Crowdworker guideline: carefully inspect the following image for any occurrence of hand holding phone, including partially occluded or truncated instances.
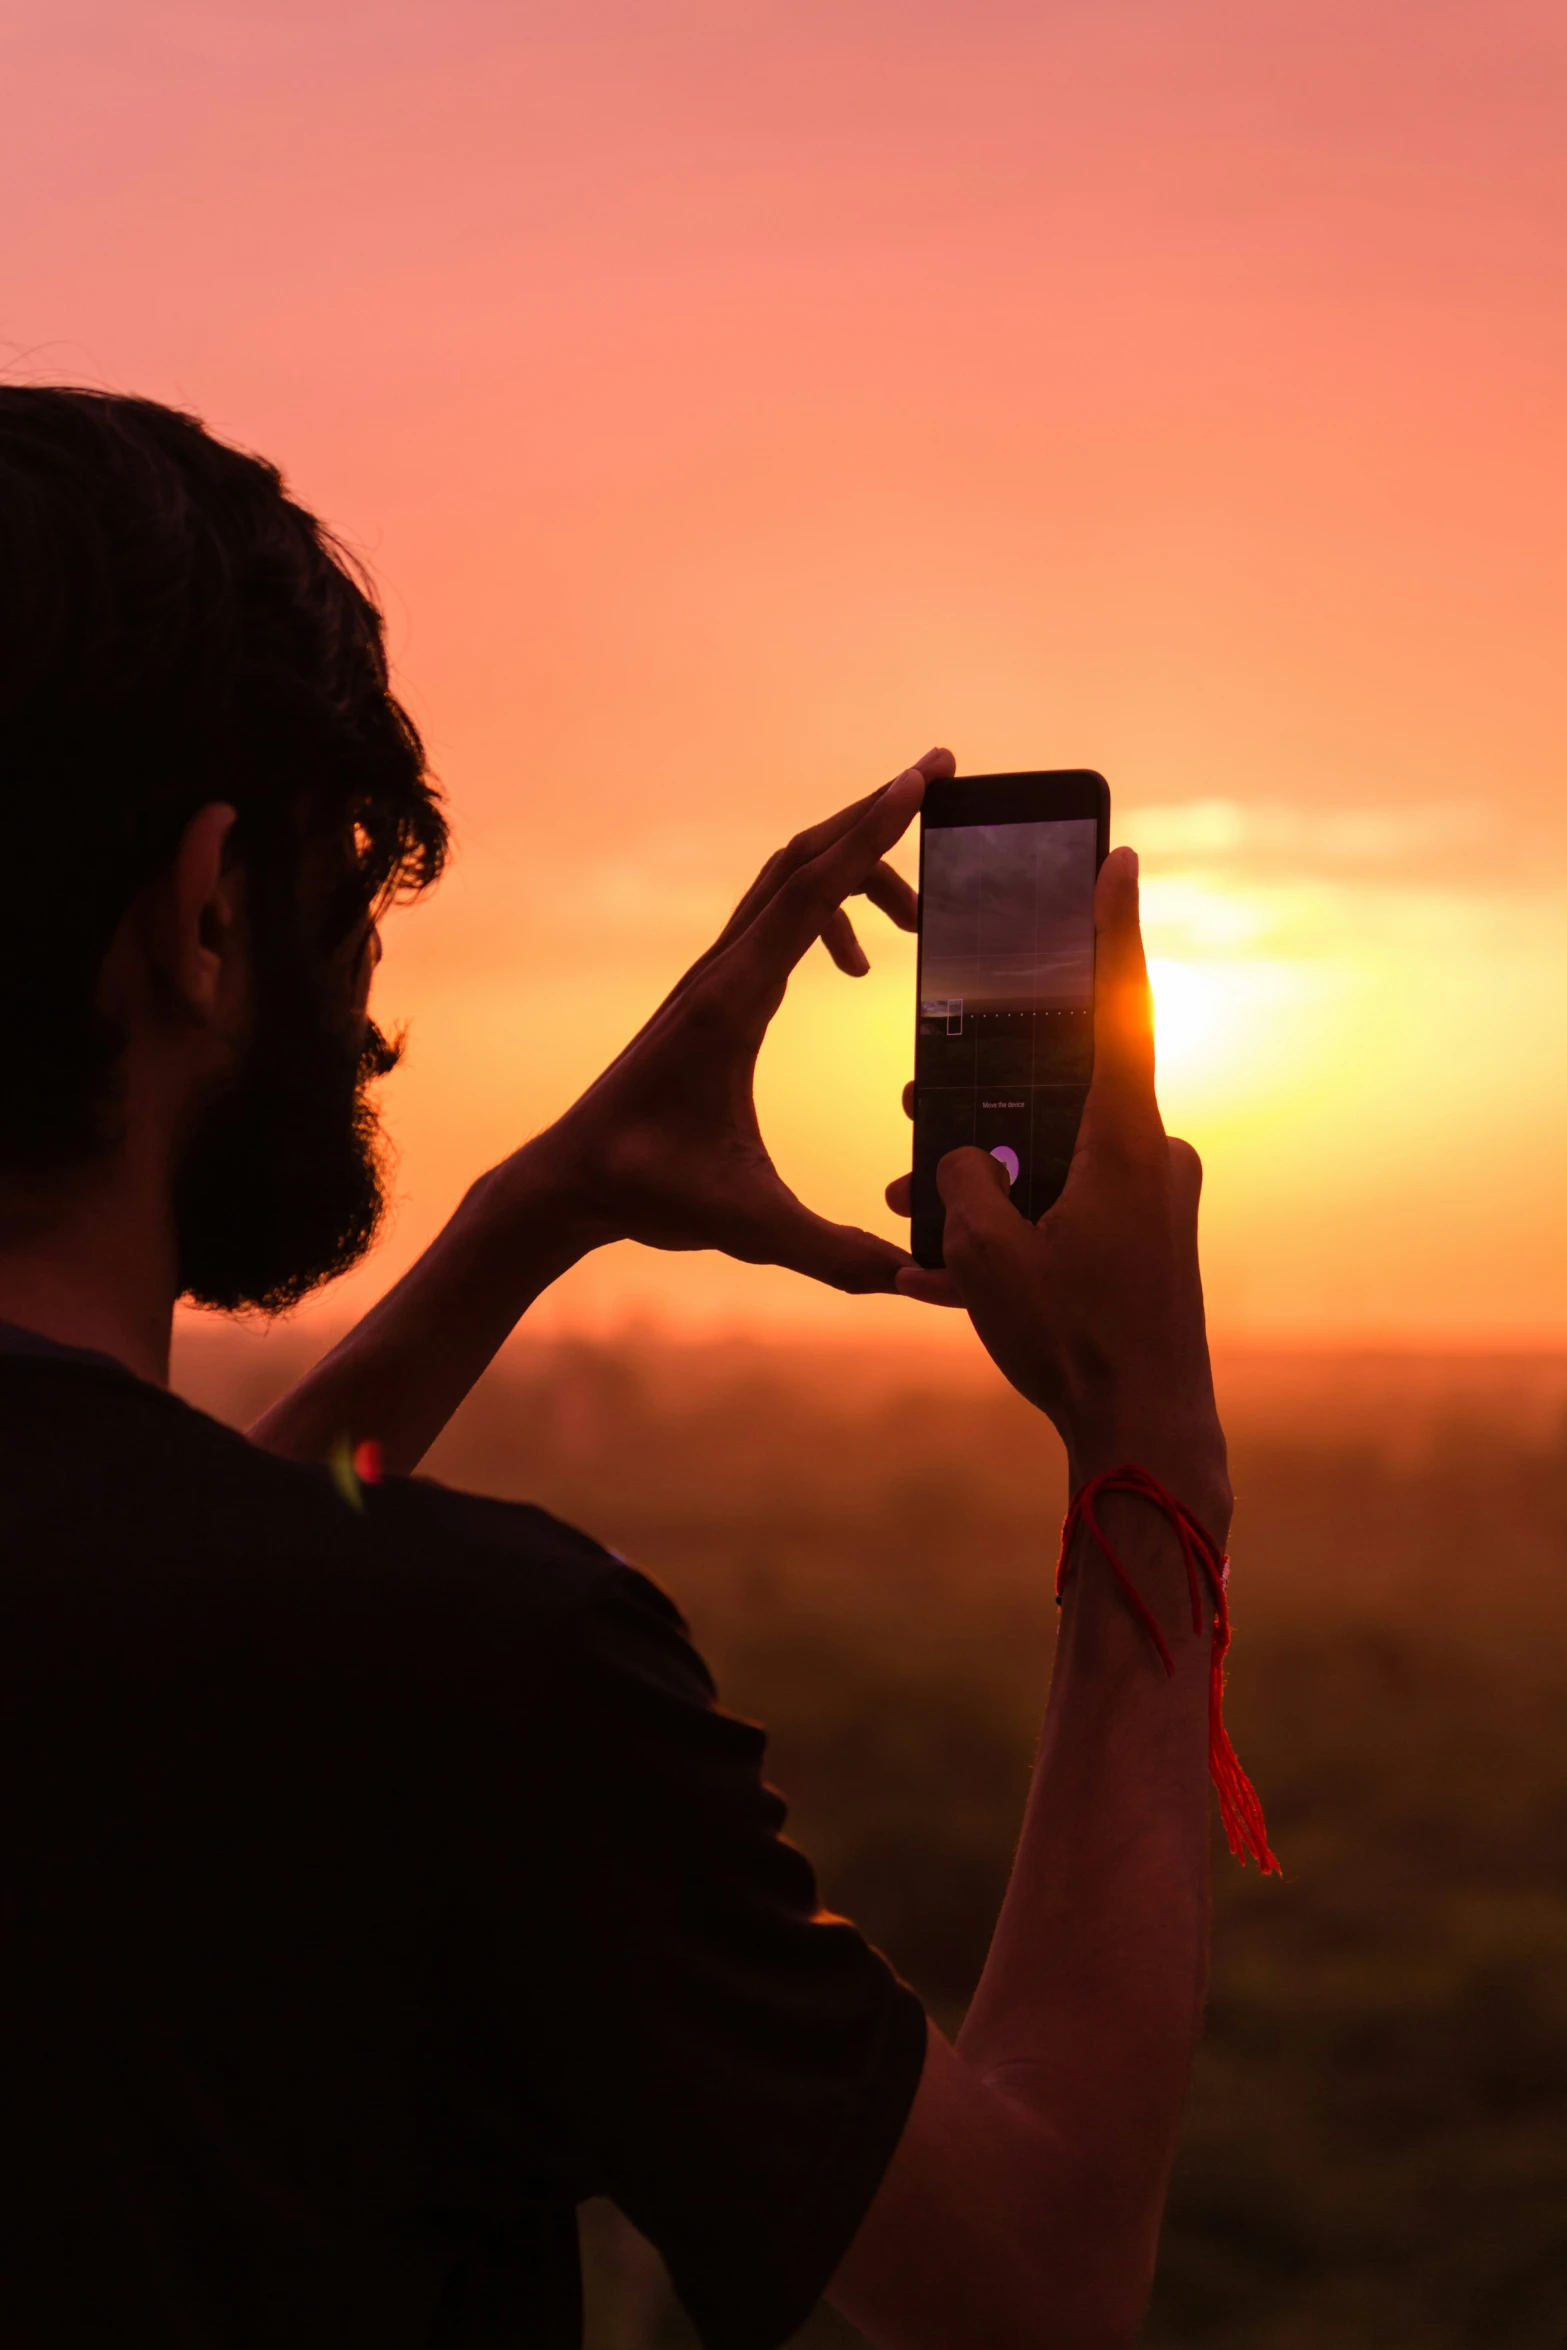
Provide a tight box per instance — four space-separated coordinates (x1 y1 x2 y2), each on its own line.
896 840 1230 1530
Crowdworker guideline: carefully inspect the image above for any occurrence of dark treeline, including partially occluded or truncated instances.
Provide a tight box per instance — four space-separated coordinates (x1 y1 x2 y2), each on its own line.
177 1326 1567 2348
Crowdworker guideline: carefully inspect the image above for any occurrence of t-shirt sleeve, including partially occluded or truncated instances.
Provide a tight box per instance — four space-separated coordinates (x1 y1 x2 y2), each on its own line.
523 1564 929 2350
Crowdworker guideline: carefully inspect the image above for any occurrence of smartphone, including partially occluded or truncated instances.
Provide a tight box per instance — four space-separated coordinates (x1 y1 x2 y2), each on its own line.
911 770 1110 1270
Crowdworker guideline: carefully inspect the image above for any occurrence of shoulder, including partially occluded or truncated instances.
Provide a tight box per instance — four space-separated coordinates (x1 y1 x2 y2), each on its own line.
368 1476 721 1747
363 1468 645 1631
0 1355 662 1661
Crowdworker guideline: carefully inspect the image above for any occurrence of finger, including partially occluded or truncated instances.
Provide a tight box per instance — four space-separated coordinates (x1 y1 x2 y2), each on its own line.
1166 1136 1206 1299
894 1266 967 1308
939 1146 1012 1207
821 906 871 976
1166 1135 1214 1344
933 1145 1035 1298
862 860 919 932
1167 1135 1203 1231
1091 846 1155 1097
762 1203 916 1296
738 767 926 1001
884 1172 913 1215
902 1080 915 1120
825 866 916 969
1073 846 1161 1158
738 749 945 934
708 747 951 959
710 791 882 957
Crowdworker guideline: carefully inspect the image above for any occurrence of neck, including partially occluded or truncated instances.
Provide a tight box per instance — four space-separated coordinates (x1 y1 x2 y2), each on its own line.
0 1147 180 1387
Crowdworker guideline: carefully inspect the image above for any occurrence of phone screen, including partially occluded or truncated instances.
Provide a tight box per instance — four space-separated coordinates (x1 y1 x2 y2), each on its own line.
912 774 1107 1267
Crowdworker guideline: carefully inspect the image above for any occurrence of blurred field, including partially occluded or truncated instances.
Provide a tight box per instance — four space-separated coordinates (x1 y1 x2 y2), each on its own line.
175 1320 1567 2349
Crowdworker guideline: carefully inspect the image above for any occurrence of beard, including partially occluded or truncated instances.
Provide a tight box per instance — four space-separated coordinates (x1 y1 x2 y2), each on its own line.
174 978 401 1316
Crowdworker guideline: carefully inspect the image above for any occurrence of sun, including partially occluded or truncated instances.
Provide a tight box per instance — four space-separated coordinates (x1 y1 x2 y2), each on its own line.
1147 958 1228 1080
1144 947 1348 1125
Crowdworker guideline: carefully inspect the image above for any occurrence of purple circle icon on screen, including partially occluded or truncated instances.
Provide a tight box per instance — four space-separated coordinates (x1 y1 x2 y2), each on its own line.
990 1145 1020 1188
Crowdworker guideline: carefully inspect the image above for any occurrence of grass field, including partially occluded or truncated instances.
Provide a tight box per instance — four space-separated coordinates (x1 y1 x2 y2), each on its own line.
177 1323 1567 2349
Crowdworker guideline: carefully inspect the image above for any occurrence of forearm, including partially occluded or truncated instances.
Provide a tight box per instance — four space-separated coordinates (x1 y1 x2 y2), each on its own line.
956 1449 1227 2309
249 1141 601 1471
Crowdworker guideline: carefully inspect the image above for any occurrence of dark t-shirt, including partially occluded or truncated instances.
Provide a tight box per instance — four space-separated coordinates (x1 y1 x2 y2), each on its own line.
0 1335 926 2348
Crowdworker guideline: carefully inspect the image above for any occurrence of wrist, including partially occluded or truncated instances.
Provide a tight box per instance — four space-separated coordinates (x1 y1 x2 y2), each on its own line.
472 1130 623 1266
1065 1416 1232 1548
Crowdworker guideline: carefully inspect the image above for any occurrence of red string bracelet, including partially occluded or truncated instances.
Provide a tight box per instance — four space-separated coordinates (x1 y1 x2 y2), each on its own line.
1056 1465 1279 1875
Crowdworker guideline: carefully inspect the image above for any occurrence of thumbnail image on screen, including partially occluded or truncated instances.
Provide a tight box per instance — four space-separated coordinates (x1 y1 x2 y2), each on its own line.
915 816 1097 1227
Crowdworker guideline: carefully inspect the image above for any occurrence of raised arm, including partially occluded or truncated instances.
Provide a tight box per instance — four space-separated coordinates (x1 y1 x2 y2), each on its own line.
829 847 1244 2350
250 752 952 1470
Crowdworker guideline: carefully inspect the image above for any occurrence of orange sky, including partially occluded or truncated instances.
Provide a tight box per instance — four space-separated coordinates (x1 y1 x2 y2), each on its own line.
6 0 1565 1350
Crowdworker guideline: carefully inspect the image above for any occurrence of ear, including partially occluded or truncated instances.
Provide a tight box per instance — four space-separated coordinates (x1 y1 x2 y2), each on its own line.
164 803 241 1021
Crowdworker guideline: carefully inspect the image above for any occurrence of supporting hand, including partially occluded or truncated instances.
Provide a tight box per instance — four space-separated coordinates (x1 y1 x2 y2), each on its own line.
524 748 953 1293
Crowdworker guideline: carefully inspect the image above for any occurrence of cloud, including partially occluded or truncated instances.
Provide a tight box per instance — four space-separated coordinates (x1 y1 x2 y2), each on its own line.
1123 798 1547 884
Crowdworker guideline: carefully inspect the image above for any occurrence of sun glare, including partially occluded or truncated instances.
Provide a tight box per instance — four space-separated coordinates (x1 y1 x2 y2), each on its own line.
1144 941 1348 1127
1148 958 1227 1078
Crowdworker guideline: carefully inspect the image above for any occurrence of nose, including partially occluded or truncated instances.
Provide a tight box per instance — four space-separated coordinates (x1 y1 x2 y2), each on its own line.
351 924 382 1018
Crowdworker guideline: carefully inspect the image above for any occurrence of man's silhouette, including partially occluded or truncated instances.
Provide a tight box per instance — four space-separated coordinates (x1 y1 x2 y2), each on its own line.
0 388 1234 2349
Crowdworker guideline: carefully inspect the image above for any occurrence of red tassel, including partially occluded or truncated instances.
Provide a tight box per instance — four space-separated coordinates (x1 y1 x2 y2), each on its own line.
1056 1465 1279 1875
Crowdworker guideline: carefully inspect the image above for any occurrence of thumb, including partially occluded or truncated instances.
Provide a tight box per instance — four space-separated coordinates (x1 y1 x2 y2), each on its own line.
935 1146 1033 1297
1167 1135 1204 1236
1084 845 1157 1125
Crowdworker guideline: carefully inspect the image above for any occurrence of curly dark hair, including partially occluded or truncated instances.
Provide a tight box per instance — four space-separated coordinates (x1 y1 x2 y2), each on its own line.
0 387 447 1168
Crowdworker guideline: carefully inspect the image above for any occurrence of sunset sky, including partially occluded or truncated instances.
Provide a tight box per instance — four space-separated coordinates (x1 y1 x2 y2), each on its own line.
6 0 1564 1352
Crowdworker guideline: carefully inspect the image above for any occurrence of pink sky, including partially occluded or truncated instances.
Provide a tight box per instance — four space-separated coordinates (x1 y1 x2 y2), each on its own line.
6 0 1565 1348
